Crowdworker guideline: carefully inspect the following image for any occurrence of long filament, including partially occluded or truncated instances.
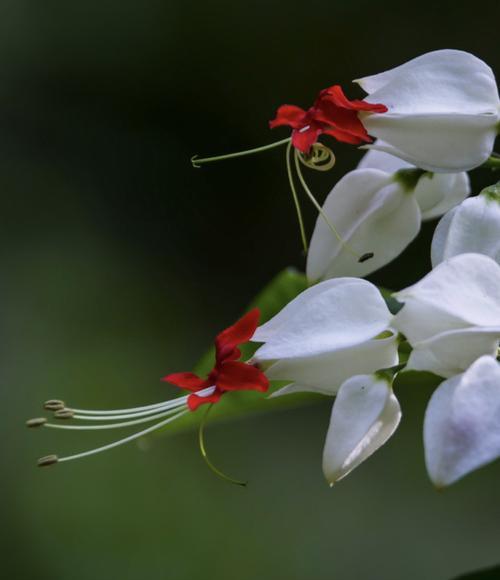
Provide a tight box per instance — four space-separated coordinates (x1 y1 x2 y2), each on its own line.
293 150 362 260
286 142 308 254
44 406 182 431
67 387 215 416
57 410 189 463
192 137 291 167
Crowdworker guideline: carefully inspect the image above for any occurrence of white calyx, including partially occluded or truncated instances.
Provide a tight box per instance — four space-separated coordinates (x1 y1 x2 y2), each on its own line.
355 49 500 172
306 148 469 281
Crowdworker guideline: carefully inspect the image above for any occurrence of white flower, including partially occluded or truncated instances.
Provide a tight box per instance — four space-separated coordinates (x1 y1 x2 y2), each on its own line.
306 148 469 281
432 183 500 266
323 373 401 484
252 278 398 395
393 253 500 378
424 355 500 487
251 278 400 484
356 49 500 172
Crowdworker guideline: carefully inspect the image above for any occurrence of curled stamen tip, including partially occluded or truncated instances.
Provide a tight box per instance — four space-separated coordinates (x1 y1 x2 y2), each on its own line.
54 409 74 420
26 417 47 428
44 400 65 411
37 455 59 467
358 252 375 263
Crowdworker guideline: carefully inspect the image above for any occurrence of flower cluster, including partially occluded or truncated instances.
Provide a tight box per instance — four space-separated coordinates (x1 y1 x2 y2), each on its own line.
29 49 500 490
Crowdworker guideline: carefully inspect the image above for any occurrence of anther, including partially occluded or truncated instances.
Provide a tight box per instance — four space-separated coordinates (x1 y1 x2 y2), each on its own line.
26 417 47 428
37 455 59 467
54 409 74 420
44 400 65 411
358 252 375 263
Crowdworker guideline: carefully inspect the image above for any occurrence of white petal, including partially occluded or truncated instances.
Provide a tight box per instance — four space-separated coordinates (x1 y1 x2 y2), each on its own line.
322 374 401 484
424 355 500 487
306 169 421 280
269 331 398 396
357 146 413 173
253 278 353 341
394 253 500 343
431 194 500 266
356 49 499 114
361 113 498 172
356 50 499 172
430 206 457 266
414 172 470 220
253 278 392 360
406 326 500 378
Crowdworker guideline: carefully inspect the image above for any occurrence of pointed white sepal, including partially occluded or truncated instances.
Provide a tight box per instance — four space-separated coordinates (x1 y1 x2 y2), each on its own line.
432 191 500 266
358 147 470 220
394 253 500 344
306 168 421 280
269 330 398 396
355 50 500 172
307 148 470 282
406 326 500 378
424 356 500 487
322 374 401 485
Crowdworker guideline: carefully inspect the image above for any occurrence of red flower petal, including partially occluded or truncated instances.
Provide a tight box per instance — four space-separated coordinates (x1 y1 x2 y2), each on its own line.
216 361 269 392
318 85 388 113
314 89 385 144
187 390 222 411
291 124 323 153
215 308 260 362
323 126 369 145
269 104 308 129
270 85 387 152
162 372 208 392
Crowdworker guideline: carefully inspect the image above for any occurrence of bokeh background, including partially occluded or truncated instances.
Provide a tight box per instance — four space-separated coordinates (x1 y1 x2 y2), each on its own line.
2 1 500 579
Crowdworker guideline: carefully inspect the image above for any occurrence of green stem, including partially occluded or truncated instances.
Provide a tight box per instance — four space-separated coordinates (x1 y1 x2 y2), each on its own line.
286 142 308 254
482 154 500 170
198 404 247 487
192 137 291 167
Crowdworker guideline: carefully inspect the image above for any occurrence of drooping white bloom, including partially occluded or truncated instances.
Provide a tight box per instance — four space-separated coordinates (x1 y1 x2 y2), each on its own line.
432 183 500 266
393 253 500 377
252 278 398 395
251 278 400 484
323 374 401 484
306 148 469 280
424 355 500 487
356 49 500 172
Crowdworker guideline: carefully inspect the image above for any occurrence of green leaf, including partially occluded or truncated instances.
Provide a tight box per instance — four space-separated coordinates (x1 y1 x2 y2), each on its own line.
450 565 500 579
158 268 321 436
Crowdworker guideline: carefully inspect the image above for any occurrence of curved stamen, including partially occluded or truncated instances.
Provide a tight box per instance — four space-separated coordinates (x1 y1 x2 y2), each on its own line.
67 387 215 417
68 402 187 422
40 409 189 466
68 400 170 416
44 406 183 431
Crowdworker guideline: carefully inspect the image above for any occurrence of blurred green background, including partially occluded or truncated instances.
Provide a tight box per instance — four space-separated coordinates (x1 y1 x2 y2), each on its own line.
2 1 500 579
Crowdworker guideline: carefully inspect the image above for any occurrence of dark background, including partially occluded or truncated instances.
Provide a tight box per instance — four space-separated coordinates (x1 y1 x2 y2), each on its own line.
2 1 500 579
